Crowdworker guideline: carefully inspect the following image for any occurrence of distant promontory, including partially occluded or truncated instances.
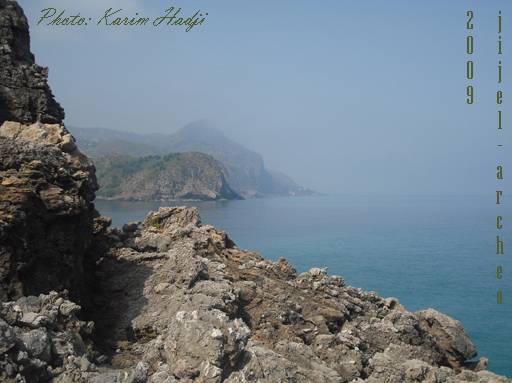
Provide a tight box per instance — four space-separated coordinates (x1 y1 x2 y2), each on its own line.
94 152 241 201
71 122 316 199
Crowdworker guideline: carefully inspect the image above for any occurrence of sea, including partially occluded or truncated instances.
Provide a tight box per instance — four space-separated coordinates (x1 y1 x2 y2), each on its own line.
95 195 512 376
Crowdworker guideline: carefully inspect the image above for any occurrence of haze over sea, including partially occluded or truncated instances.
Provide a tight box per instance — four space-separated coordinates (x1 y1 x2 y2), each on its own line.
96 194 512 376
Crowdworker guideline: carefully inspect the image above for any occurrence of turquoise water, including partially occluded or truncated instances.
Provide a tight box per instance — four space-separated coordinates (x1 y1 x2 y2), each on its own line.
95 195 512 376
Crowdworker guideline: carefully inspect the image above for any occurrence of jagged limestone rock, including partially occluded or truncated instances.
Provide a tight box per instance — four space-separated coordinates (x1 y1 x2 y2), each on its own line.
84 207 510 383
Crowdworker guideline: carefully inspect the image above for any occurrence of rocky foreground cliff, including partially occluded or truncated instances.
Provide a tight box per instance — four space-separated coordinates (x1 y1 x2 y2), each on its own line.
0 1 510 382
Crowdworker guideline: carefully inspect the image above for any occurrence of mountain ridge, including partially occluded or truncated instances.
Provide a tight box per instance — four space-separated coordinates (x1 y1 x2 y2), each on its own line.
70 122 315 198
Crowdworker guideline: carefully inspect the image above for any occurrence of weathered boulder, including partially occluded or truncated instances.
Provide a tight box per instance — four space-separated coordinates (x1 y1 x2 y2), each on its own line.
416 308 477 367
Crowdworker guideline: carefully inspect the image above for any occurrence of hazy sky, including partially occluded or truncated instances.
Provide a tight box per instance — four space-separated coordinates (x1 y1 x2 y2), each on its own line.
17 0 512 194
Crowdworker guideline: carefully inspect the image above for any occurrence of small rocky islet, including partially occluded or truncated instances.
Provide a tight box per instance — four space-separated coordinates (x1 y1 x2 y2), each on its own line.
0 1 510 382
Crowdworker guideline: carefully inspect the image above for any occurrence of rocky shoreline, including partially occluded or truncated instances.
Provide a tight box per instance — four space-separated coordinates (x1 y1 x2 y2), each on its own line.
1 188 511 382
0 1 510 382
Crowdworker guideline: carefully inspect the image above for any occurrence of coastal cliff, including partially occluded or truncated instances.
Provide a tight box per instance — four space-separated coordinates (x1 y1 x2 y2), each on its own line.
94 153 241 201
0 1 510 382
0 122 98 303
0 0 98 305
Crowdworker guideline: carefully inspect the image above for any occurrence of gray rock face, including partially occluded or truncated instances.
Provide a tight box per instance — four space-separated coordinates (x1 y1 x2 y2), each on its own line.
0 0 64 125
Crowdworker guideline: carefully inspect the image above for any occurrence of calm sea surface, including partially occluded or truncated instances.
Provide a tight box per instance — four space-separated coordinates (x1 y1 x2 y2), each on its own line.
96 195 512 376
